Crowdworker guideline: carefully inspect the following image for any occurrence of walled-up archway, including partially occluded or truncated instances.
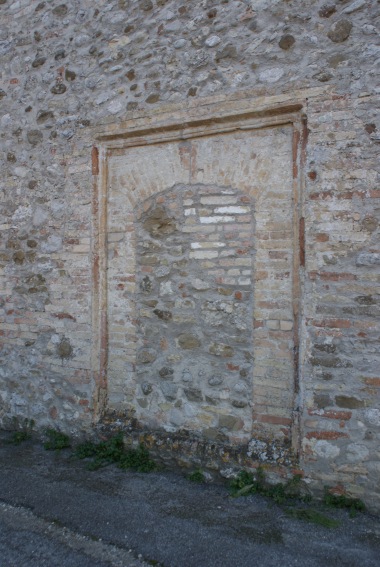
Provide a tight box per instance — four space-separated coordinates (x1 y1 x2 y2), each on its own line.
100 115 300 448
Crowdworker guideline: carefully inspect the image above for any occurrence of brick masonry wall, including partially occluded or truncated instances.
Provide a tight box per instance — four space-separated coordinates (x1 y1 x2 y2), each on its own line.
0 0 379 508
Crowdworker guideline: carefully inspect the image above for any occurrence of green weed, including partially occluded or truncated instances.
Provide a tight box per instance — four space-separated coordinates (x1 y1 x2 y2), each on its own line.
118 444 156 472
8 431 31 445
323 489 365 517
74 433 156 472
230 468 305 504
188 469 206 483
43 429 71 451
7 418 35 445
285 508 340 528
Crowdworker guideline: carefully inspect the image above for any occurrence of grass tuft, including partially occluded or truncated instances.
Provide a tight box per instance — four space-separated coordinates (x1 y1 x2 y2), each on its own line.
74 433 156 472
43 429 71 451
230 468 307 505
188 469 206 483
323 489 365 517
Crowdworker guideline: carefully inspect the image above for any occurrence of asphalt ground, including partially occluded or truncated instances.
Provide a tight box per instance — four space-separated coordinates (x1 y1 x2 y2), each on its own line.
0 435 379 567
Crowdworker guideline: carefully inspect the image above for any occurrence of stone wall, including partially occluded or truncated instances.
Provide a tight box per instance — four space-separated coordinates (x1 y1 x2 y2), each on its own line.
0 0 379 509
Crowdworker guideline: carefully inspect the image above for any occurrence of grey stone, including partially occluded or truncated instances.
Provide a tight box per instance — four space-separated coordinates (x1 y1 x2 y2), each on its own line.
259 68 284 83
12 251 25 265
215 44 237 62
32 207 48 227
32 56 46 68
361 217 378 232
174 39 186 49
355 295 376 306
208 375 223 386
364 409 380 426
65 69 76 81
27 130 43 145
343 0 366 14
356 253 380 266
57 338 72 359
153 309 172 321
182 370 193 382
51 83 67 95
327 19 353 43
143 208 176 238
178 334 201 350
278 35 295 50
209 343 234 357
137 349 157 364
140 276 153 293
232 400 247 408
314 393 331 409
52 4 68 16
318 4 336 18
146 93 160 104
159 367 174 379
335 396 365 409
184 388 203 402
346 443 369 462
140 0 153 10
313 71 333 82
36 111 54 124
203 427 228 442
155 266 171 278
218 414 243 431
41 236 62 253
161 382 178 401
74 35 90 48
141 382 153 395
205 35 221 48
191 279 210 291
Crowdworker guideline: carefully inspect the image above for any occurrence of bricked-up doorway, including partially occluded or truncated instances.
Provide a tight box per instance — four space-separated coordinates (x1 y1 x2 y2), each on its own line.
134 184 255 441
93 100 305 450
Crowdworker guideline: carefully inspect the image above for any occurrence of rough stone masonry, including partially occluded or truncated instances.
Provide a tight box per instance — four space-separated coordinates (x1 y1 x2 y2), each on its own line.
0 0 379 509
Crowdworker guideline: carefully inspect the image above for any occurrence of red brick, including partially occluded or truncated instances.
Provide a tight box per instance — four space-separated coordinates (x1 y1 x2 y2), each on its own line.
315 233 329 242
308 409 352 420
53 313 76 321
306 431 348 440
269 251 288 259
363 378 380 387
319 272 357 282
313 319 351 329
299 217 305 267
254 414 292 426
310 190 333 200
91 146 99 175
292 129 300 179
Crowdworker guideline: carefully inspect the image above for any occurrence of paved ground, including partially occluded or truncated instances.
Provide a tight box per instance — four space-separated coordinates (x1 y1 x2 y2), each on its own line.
0 436 379 567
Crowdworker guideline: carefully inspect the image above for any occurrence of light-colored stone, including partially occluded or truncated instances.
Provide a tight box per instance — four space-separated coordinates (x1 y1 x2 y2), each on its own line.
314 440 340 459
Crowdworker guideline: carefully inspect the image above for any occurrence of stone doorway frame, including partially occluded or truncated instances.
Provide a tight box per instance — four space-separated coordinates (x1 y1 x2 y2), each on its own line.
91 93 307 455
